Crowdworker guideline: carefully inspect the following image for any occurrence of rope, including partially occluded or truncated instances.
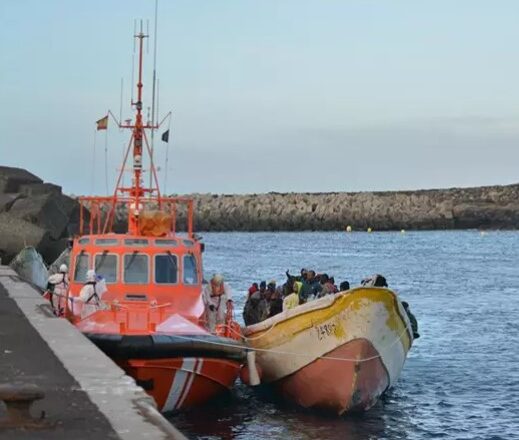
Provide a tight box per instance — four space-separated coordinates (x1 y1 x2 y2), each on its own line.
225 318 281 341
156 321 412 364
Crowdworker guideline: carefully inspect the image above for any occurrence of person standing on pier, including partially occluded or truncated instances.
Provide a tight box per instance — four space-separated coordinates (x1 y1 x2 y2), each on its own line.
46 264 69 316
202 274 233 332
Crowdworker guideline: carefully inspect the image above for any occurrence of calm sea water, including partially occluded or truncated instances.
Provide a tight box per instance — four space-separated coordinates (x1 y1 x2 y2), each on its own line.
168 231 519 440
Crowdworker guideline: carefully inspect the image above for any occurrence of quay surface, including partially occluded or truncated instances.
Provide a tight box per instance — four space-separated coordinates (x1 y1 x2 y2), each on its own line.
0 266 185 440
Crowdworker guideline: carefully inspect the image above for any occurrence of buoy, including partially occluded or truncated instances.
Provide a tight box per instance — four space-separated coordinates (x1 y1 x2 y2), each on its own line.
346 225 352 233
401 229 406 234
367 227 372 233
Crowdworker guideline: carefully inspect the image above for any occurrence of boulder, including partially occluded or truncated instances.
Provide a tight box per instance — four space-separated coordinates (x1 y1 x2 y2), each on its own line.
19 182 62 197
9 194 69 240
0 213 51 265
0 166 42 193
0 193 22 213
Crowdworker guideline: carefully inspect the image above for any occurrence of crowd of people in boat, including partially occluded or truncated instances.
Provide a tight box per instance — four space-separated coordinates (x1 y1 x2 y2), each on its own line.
243 268 359 326
242 270 419 339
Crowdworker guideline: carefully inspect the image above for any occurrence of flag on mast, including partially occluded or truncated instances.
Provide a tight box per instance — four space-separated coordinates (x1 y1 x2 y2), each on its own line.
96 115 109 130
161 129 170 143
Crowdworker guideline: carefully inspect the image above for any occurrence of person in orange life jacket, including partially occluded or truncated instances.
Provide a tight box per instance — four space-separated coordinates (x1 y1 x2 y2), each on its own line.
46 264 69 315
202 274 233 332
79 269 107 319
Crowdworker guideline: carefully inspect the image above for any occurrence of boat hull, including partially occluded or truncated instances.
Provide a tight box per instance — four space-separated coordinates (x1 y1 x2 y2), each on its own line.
83 331 245 412
274 338 388 414
243 287 413 414
123 357 240 412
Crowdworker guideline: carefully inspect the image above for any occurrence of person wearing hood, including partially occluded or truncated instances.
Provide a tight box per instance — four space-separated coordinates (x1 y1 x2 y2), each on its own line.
202 274 233 332
46 264 69 316
79 269 107 319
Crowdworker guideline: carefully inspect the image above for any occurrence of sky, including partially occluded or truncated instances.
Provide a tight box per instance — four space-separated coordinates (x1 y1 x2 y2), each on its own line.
1 0 519 195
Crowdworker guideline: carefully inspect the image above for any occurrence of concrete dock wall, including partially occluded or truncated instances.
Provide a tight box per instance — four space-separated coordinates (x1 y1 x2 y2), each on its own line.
0 266 185 440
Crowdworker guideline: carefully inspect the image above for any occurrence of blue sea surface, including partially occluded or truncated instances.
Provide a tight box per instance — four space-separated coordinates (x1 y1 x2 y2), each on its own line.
168 231 519 440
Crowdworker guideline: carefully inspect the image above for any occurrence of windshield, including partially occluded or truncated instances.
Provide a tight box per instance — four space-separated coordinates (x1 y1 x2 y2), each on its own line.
95 253 118 283
124 253 149 284
183 254 198 285
74 253 89 282
155 254 178 284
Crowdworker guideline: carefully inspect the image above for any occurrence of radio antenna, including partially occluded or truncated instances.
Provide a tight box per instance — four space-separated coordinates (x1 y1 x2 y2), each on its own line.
131 20 136 103
149 0 159 187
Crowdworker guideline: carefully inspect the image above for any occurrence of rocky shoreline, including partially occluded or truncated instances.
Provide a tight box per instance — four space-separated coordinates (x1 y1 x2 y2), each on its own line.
115 185 519 232
1 165 518 264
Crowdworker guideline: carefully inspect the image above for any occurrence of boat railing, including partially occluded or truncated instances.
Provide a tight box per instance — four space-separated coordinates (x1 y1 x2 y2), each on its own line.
77 195 195 238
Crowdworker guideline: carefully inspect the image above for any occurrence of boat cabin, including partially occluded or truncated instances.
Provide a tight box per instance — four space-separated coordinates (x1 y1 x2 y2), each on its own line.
67 233 204 318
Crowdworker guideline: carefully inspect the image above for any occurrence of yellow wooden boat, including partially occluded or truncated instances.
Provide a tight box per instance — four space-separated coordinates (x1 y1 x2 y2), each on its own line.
242 287 414 414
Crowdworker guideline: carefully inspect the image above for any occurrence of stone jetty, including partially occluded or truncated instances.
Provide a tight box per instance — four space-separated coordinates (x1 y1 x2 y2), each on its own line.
113 184 519 232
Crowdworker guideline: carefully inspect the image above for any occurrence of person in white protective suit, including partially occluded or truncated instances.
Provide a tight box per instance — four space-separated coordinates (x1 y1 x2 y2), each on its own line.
79 269 107 319
201 274 233 332
46 264 69 315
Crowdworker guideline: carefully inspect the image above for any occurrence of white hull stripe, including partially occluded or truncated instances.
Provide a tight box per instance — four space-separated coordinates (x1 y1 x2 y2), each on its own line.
163 358 196 412
177 358 204 409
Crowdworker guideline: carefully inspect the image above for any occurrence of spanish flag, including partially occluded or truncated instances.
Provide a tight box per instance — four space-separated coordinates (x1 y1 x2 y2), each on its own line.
96 115 108 130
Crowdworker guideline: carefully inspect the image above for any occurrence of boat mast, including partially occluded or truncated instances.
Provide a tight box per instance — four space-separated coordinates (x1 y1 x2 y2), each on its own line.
110 22 161 235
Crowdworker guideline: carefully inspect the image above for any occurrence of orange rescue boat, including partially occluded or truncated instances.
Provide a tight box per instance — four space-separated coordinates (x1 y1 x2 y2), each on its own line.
55 28 246 412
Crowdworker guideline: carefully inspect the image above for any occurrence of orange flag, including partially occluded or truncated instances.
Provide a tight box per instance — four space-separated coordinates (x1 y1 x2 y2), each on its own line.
96 115 108 130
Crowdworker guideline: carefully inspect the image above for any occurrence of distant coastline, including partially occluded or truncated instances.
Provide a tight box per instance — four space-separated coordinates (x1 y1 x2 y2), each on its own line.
115 183 519 231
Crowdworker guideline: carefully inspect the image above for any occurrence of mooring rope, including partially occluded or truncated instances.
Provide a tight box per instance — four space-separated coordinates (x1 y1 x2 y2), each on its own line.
156 321 412 363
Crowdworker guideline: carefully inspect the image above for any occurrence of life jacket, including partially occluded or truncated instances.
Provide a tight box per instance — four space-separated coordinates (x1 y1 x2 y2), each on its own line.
85 281 100 304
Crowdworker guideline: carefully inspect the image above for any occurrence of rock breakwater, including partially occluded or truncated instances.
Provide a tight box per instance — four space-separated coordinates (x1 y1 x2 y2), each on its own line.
0 166 80 264
114 184 519 231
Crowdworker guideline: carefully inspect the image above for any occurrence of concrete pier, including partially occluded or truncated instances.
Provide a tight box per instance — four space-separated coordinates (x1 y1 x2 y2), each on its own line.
0 266 186 440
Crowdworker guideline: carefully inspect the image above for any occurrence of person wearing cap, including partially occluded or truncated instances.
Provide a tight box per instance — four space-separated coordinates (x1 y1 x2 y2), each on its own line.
79 269 106 319
202 274 233 332
46 264 69 315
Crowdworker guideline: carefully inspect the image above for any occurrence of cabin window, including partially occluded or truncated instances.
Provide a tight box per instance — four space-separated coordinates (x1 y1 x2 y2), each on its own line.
124 238 149 246
78 237 90 245
155 239 178 247
95 238 118 246
155 254 178 284
95 253 118 283
182 239 194 247
74 253 89 282
183 254 198 285
124 253 149 284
